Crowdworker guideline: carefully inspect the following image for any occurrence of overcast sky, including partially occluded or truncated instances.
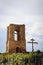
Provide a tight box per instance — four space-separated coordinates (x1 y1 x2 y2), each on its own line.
0 0 43 53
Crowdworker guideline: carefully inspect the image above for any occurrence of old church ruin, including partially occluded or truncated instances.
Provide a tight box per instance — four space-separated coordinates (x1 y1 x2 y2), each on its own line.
6 24 26 53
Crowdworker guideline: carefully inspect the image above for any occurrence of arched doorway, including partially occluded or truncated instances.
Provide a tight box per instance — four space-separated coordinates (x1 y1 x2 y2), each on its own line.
16 47 20 53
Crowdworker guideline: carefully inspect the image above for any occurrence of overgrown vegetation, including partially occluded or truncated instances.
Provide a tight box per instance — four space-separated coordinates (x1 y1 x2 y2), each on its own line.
0 52 43 65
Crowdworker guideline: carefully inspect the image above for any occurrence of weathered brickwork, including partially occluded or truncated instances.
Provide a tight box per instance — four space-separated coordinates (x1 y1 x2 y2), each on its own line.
6 24 26 53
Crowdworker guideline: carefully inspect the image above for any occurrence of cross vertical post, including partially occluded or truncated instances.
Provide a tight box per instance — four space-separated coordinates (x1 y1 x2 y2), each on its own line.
27 38 38 52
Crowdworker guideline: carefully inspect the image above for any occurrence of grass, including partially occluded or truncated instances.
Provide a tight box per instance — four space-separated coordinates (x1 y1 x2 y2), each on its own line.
0 52 43 65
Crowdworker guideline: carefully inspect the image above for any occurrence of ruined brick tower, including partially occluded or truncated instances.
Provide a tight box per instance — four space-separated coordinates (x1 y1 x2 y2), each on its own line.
6 24 26 53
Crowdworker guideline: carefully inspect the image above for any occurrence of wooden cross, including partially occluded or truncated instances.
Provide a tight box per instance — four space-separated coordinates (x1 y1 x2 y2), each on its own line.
27 38 38 52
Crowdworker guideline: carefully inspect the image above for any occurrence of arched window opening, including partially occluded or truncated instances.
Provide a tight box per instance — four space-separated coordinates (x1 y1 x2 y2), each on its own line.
14 31 17 41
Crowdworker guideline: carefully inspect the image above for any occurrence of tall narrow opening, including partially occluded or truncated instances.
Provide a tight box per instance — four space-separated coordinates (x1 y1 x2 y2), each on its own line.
14 31 17 41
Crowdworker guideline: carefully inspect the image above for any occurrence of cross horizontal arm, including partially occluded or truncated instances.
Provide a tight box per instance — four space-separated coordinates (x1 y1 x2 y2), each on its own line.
27 42 38 44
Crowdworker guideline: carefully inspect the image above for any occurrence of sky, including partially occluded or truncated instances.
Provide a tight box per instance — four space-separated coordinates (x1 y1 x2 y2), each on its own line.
0 0 43 53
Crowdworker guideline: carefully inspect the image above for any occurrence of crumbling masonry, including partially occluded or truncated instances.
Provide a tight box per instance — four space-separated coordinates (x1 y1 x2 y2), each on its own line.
6 24 26 53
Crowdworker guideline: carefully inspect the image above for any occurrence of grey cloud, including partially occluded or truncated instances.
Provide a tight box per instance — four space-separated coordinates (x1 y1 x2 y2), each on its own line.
0 0 43 15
